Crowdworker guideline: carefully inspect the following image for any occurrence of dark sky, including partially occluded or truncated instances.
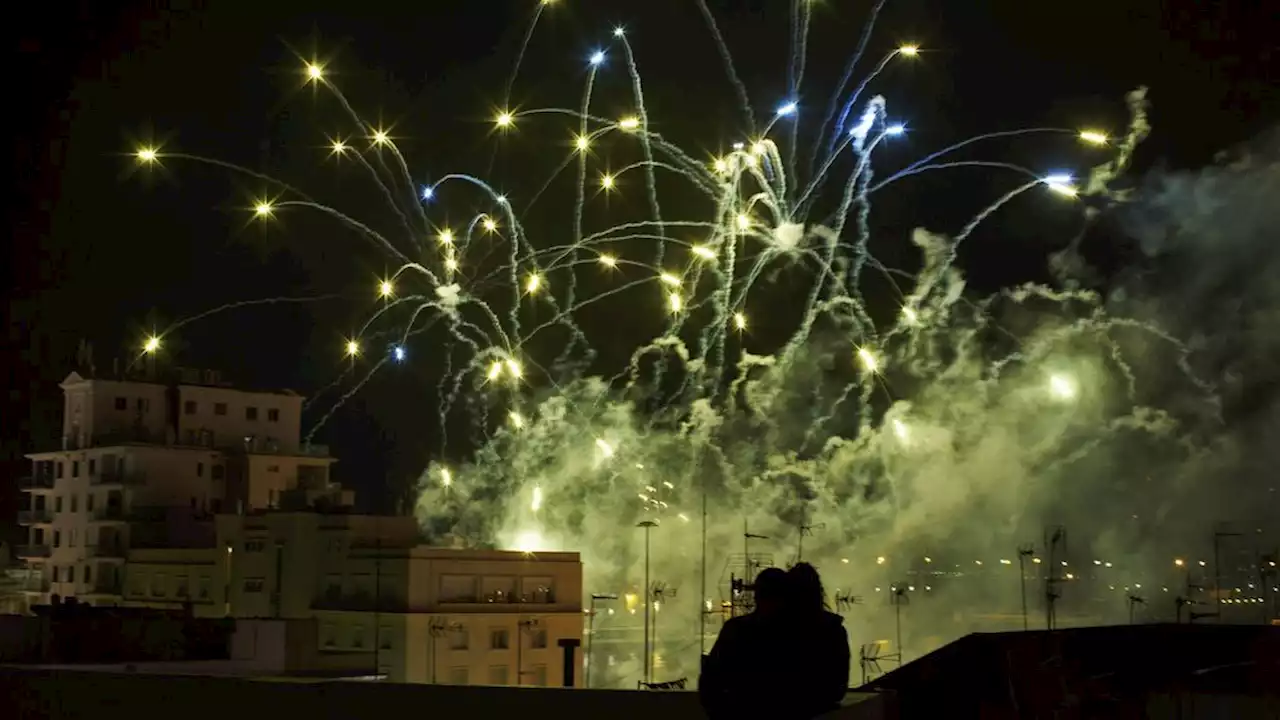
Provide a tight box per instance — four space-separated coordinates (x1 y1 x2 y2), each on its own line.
6 1 1277 536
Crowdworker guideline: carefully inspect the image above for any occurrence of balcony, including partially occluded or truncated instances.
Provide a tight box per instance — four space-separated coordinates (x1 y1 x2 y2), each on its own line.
19 578 51 593
84 579 124 595
91 471 146 487
85 544 127 560
15 545 52 559
92 506 129 522
18 475 55 490
17 510 53 525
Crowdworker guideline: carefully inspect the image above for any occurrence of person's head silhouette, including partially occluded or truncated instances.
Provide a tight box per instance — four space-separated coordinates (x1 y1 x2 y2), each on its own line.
787 562 827 614
752 567 787 615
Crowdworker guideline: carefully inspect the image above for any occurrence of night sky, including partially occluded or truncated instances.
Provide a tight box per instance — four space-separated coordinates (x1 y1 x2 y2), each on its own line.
6 1 1277 540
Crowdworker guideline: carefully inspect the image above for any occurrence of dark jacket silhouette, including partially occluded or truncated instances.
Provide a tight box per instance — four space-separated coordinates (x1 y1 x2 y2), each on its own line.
700 567 850 720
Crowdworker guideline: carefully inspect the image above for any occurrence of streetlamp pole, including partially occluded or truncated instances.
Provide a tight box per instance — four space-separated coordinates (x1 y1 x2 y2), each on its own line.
586 593 617 688
637 520 658 685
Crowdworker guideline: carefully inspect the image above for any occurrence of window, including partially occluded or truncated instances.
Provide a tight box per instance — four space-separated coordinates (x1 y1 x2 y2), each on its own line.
52 530 61 547
53 566 61 583
88 459 96 476
530 627 548 649
176 575 189 597
266 465 280 474
114 397 127 411
214 402 227 416
68 529 77 547
197 576 211 599
68 566 76 583
267 408 280 422
151 573 166 597
84 565 92 584
449 628 470 650
448 667 469 686
352 626 365 648
184 400 197 414
244 539 266 553
245 407 258 421
86 494 95 512
196 462 204 478
211 465 225 480
54 495 63 512
243 577 265 593
439 574 477 603
490 628 510 650
521 576 555 603
56 462 64 479
71 461 79 478
136 398 149 413
482 576 517 603
379 626 392 650
531 664 548 687
323 624 337 648
129 573 145 596
488 665 509 686
70 495 78 512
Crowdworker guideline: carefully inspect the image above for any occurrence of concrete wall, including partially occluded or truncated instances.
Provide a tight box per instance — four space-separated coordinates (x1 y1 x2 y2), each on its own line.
0 670 890 720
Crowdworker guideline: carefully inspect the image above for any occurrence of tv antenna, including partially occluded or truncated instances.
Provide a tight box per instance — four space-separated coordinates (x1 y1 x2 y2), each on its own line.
890 583 910 665
796 521 825 564
744 519 769 578
1017 543 1036 631
834 590 863 613
649 581 677 678
1127 594 1145 625
859 642 886 685
1043 525 1067 630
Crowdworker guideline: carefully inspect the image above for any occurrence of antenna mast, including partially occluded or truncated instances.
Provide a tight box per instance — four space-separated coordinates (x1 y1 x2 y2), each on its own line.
1043 526 1066 630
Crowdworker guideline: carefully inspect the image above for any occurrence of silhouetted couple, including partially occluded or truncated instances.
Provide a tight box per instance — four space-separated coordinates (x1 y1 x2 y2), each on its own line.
699 563 851 720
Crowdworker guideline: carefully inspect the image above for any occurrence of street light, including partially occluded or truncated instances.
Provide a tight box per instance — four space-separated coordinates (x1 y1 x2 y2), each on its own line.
637 520 658 684
586 593 618 688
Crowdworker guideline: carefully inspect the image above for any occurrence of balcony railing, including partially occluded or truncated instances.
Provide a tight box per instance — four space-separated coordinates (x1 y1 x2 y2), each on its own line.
85 579 124 595
15 545 52 558
92 506 128 522
84 544 126 559
19 579 51 593
91 471 146 487
17 510 53 525
18 475 55 490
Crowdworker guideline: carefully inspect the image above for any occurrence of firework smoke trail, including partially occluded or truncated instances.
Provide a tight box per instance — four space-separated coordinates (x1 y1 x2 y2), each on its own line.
806 0 888 182
135 3 1247 691
695 0 756 136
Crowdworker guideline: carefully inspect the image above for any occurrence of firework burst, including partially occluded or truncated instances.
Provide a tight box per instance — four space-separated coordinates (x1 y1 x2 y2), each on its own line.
133 1 1218 687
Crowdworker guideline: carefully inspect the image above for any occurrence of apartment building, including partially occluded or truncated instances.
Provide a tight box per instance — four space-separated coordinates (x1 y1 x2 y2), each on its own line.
16 368 340 607
123 512 585 687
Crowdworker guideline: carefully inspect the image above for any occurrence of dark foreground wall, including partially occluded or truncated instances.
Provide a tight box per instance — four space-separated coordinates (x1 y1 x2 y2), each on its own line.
0 669 890 720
